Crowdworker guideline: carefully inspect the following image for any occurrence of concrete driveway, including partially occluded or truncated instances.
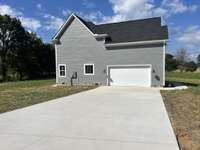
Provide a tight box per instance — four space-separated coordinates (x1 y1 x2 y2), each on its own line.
0 86 179 150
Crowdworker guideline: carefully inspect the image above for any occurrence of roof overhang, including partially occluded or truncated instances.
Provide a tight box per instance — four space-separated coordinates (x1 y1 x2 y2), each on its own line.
105 39 168 47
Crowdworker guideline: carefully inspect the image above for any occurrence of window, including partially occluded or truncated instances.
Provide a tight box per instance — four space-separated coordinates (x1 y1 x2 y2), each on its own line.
59 64 66 77
84 64 94 75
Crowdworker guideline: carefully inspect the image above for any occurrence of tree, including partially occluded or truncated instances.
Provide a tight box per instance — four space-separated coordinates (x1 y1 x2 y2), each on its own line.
37 43 55 77
10 31 38 80
0 15 55 81
165 53 177 71
197 54 200 67
176 48 189 72
185 61 197 72
0 15 26 81
10 32 55 80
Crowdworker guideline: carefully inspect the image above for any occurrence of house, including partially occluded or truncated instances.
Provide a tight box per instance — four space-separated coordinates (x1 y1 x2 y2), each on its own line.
52 13 168 87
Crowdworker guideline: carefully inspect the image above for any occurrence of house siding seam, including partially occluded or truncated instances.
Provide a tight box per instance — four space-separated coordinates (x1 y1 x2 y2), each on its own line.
56 18 164 87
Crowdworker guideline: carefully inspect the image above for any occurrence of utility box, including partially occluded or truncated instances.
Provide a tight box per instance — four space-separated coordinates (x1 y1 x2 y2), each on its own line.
72 72 77 79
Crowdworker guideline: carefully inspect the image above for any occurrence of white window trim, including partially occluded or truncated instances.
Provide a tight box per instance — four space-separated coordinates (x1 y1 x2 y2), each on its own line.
58 64 66 77
84 64 95 75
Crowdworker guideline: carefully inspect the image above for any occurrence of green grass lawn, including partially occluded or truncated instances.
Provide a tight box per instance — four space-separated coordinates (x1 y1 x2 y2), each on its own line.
162 72 200 150
166 71 200 85
0 79 96 114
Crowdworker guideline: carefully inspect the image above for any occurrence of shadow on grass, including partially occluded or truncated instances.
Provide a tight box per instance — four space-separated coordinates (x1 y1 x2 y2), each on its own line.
165 81 198 87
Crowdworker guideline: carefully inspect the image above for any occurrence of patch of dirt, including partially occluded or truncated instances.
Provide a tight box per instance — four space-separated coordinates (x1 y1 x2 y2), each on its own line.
161 90 200 150
176 128 197 150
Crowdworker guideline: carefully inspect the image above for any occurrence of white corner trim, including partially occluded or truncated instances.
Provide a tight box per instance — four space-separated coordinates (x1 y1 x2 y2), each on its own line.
106 64 152 86
105 39 168 47
55 44 58 83
84 64 95 75
163 43 166 86
58 64 67 77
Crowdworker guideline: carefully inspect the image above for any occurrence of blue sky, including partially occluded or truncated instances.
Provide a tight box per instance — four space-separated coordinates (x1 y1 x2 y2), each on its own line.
0 0 200 60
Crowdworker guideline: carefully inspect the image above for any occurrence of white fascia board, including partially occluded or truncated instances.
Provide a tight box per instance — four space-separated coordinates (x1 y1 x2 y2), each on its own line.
105 39 168 47
52 13 74 40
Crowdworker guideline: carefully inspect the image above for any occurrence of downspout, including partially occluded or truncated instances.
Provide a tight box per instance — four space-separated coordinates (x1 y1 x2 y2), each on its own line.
163 42 166 87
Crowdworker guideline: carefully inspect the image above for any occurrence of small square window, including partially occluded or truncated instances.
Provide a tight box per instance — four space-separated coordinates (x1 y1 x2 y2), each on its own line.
84 64 94 75
59 64 66 77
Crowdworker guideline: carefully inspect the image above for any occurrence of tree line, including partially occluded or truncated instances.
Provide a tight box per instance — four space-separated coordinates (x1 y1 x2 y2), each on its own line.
0 15 55 81
166 48 200 72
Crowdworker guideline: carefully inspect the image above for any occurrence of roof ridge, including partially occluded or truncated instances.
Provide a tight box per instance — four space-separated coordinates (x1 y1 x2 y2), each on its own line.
73 13 161 27
95 17 161 26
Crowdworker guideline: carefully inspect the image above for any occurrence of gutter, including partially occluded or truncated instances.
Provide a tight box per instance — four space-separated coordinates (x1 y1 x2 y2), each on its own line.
105 39 168 47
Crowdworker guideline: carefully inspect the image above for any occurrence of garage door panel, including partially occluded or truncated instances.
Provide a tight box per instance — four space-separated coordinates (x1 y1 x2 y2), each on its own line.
109 66 151 87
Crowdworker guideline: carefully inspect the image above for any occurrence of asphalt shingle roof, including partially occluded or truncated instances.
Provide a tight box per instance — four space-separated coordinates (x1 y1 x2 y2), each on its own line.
76 15 168 44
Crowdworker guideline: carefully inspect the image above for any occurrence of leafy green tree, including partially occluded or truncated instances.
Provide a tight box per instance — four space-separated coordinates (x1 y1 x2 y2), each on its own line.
37 43 55 77
0 15 26 81
11 32 55 80
10 32 39 80
0 15 55 81
165 53 177 71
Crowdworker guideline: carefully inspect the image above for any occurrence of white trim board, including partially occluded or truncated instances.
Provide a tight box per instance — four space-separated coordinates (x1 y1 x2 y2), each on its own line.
163 43 166 86
106 64 152 86
84 64 95 75
58 64 67 78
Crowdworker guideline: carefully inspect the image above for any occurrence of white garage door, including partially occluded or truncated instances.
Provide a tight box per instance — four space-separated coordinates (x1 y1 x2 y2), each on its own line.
109 66 151 87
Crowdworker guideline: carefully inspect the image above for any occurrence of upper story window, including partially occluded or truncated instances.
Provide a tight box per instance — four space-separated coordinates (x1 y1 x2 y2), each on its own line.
84 64 94 75
59 64 66 77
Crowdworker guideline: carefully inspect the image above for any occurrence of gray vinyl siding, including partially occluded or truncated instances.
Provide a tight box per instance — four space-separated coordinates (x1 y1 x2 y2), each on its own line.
56 18 164 87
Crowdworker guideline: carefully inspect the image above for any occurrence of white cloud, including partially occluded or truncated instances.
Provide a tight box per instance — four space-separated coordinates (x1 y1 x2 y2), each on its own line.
19 17 41 31
0 4 41 31
36 3 42 10
168 26 181 37
61 0 198 25
177 25 200 47
78 11 104 23
43 14 64 30
0 4 22 17
106 0 155 22
103 0 198 23
62 9 105 24
62 9 72 17
82 0 95 9
162 0 198 14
